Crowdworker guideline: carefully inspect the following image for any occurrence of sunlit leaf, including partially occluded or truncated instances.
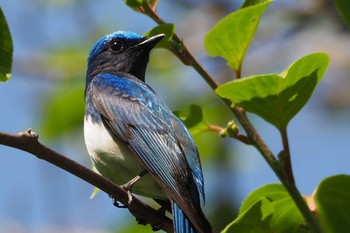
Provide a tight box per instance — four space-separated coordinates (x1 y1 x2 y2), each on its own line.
216 53 329 130
222 197 274 233
223 184 309 233
144 24 175 49
0 7 13 82
204 1 271 72
334 0 350 28
314 175 350 233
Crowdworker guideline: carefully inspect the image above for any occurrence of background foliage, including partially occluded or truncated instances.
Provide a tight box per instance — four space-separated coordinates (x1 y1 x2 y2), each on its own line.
1 0 350 232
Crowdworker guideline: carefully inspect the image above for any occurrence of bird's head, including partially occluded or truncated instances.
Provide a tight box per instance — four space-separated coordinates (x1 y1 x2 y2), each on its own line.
86 31 164 85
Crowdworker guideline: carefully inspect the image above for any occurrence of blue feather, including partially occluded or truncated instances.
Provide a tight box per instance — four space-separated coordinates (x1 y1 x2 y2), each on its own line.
84 31 212 233
90 73 195 196
173 202 196 233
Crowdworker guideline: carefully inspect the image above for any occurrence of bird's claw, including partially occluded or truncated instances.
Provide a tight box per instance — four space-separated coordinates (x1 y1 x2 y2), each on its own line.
111 170 148 208
121 183 134 206
111 184 134 208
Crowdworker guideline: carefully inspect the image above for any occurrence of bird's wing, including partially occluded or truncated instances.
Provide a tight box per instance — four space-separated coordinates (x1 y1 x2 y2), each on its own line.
170 116 205 203
89 73 205 222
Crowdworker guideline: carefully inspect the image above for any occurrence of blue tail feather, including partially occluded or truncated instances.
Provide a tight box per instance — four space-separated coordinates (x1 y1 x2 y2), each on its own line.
173 202 196 233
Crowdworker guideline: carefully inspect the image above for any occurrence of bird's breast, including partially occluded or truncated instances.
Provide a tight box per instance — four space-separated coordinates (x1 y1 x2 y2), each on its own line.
84 115 143 180
84 115 167 199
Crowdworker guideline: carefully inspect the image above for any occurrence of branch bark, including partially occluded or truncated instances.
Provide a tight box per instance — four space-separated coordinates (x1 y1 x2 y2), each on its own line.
0 129 173 233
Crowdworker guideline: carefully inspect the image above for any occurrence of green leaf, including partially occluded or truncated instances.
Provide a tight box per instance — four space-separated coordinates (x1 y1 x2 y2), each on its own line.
334 0 350 28
0 7 13 82
173 104 209 136
222 197 274 233
204 1 271 71
224 184 309 233
144 24 175 49
41 84 85 139
216 53 330 130
314 175 350 233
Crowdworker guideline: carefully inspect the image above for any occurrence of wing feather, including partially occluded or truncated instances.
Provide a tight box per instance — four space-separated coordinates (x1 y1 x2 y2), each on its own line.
90 73 208 231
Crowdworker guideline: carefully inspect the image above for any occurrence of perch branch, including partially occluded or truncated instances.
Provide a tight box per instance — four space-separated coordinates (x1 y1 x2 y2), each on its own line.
0 129 173 233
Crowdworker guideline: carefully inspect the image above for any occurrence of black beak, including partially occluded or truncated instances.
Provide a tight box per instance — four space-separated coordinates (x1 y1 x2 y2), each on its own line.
138 34 165 50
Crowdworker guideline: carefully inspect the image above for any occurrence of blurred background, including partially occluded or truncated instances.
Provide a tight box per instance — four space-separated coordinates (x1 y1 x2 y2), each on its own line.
0 0 349 232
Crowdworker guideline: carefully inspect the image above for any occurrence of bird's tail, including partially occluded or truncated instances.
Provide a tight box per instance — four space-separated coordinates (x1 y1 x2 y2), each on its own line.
173 202 196 233
172 202 212 233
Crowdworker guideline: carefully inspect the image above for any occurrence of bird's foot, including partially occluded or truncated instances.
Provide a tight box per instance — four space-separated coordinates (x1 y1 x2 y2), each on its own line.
110 185 133 208
121 183 134 206
112 170 148 208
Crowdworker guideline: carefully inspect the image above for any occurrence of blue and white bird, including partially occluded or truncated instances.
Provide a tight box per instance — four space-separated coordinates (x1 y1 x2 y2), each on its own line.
84 31 212 233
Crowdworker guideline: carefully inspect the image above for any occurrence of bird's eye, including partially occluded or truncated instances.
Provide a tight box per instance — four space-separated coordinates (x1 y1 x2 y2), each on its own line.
110 40 123 52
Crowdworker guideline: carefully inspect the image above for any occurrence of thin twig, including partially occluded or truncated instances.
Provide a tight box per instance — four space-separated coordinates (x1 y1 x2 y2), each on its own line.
207 124 251 145
0 130 173 233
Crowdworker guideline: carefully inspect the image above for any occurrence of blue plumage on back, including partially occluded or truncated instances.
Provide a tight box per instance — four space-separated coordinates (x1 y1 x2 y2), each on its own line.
84 31 212 233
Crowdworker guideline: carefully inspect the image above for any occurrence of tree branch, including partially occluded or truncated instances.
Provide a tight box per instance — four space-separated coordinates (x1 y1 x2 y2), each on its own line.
0 129 173 233
136 4 324 232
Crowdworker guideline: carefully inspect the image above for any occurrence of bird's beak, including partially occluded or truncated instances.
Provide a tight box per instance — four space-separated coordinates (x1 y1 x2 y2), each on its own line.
138 34 165 50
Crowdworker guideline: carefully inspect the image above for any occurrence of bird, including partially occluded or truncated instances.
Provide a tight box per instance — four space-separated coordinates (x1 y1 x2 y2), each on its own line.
83 31 212 233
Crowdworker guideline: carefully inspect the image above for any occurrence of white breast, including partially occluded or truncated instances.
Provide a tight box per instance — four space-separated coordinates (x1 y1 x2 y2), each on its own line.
84 115 167 199
84 116 131 162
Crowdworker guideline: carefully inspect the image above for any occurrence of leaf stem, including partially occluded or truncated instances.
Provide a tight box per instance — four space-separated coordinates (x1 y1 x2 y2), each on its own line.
279 127 295 184
234 66 242 79
231 106 279 169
